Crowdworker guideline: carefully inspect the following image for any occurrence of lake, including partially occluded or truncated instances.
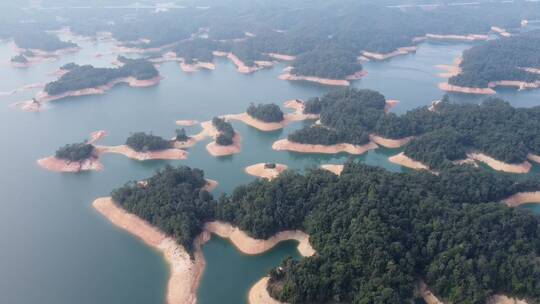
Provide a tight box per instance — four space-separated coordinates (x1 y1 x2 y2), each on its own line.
0 34 538 304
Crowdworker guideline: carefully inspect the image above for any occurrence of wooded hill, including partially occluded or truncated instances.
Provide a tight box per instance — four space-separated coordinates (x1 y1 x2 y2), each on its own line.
111 163 540 303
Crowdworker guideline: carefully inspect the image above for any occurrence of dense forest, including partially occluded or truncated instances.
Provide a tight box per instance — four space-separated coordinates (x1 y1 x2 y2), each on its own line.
449 31 540 88
212 117 236 146
291 45 363 79
246 103 284 123
13 31 77 52
55 142 95 162
111 165 215 254
125 132 172 152
290 90 540 165
110 163 540 303
175 128 190 142
3 2 539 79
289 88 387 146
44 57 159 95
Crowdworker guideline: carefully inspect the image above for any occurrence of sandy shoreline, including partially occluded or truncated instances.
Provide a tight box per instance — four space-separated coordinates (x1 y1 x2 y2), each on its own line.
272 139 378 155
13 76 162 112
369 134 412 148
419 33 489 42
204 221 315 257
436 56 463 78
176 120 200 127
467 153 531 174
491 26 511 37
502 192 540 207
93 197 206 304
388 152 431 171
37 156 103 172
278 70 367 86
213 51 274 74
245 163 288 180
93 198 316 304
361 46 417 61
320 164 344 176
248 277 285 304
266 53 296 61
527 153 540 164
438 82 496 95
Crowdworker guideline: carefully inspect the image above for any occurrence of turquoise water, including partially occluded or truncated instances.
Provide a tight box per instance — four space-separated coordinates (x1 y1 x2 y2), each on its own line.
0 34 538 304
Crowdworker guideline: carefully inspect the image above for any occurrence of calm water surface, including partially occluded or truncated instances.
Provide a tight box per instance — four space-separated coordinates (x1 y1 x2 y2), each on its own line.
0 35 538 304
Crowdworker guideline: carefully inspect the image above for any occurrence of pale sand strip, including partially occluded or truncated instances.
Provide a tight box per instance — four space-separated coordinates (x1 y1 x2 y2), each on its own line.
422 33 489 41
369 134 413 148
527 153 540 164
278 70 367 86
245 163 288 180
489 295 528 304
417 281 444 304
361 46 417 61
96 145 188 161
438 82 496 95
93 197 207 304
37 156 103 172
384 99 400 113
502 192 540 207
203 179 219 192
320 164 344 176
467 153 531 174
388 152 430 171
272 139 378 155
175 120 199 127
491 26 511 37
435 56 463 78
266 53 296 61
249 277 285 304
204 221 315 257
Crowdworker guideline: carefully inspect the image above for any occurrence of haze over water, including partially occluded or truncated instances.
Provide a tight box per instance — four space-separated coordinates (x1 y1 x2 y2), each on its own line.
0 34 538 304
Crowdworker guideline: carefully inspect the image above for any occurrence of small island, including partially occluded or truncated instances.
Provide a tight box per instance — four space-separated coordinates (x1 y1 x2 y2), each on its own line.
225 100 319 132
94 163 540 304
14 57 161 112
97 132 188 161
244 163 288 180
441 31 540 94
206 117 241 156
38 142 102 173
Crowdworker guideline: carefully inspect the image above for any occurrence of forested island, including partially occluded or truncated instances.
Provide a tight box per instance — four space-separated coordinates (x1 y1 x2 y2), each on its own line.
212 117 236 146
246 103 284 123
285 90 540 172
447 30 540 91
55 142 95 162
125 132 172 152
108 163 540 303
43 57 159 96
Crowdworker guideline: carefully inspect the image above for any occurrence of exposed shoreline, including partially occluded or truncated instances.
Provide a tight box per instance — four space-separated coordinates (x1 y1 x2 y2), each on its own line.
92 197 207 304
361 46 417 61
93 198 315 304
244 163 288 180
438 82 496 95
467 153 531 174
388 152 431 171
527 153 540 164
266 53 296 61
320 164 344 176
37 156 103 172
278 69 367 86
369 134 412 148
416 33 489 42
176 120 200 127
272 139 378 155
502 192 540 207
213 51 274 74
